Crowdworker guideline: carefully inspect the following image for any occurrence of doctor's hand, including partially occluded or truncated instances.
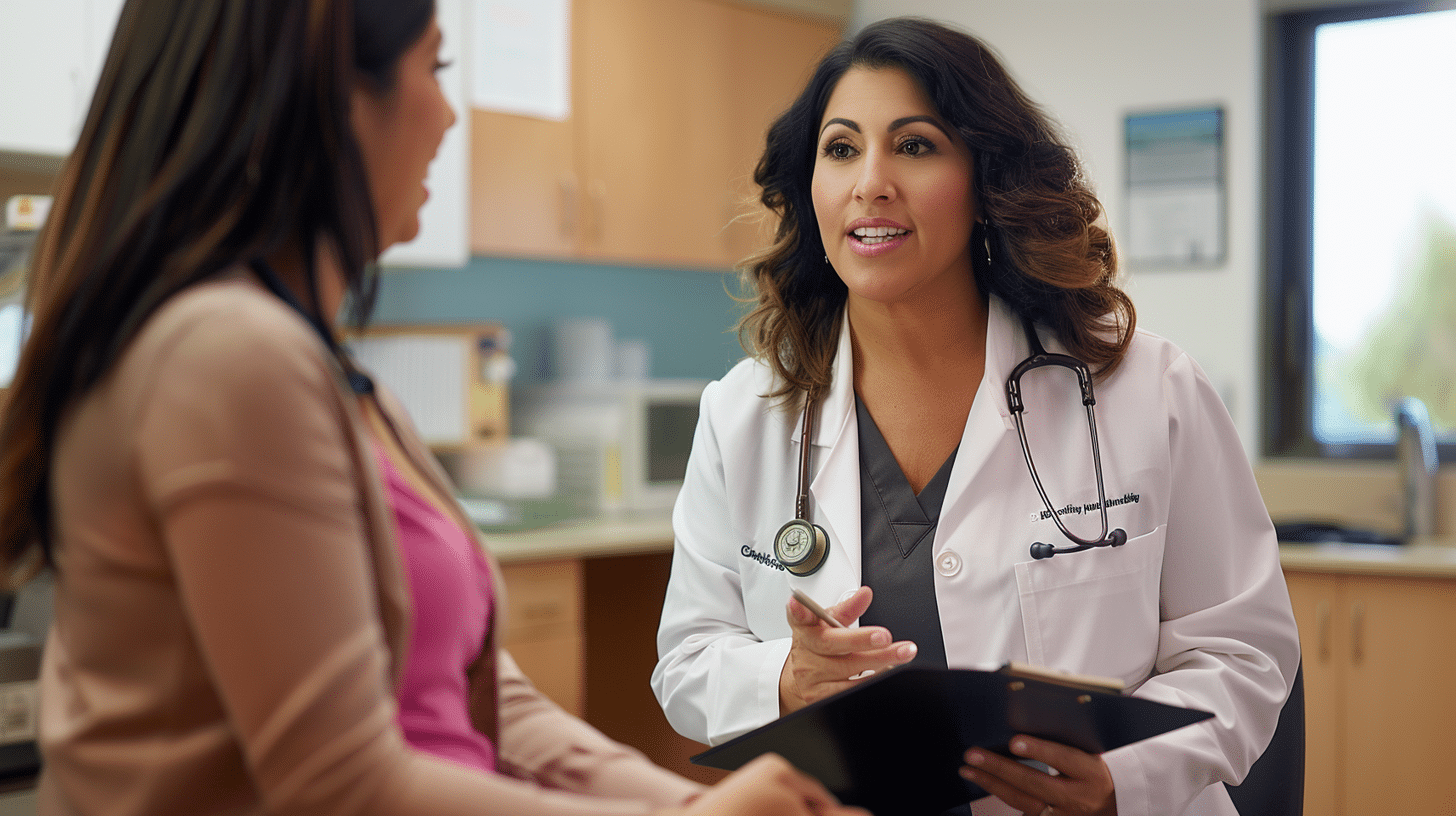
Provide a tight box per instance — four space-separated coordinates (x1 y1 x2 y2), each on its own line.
778 586 918 715
673 753 870 816
959 735 1117 816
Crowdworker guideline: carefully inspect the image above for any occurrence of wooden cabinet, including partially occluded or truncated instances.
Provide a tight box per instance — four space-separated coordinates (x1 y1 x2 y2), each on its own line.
497 550 725 784
1284 569 1456 815
582 552 727 785
499 558 585 716
470 0 840 269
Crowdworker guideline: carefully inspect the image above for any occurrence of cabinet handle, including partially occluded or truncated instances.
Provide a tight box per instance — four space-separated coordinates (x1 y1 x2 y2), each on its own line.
1350 601 1365 665
558 177 578 239
1316 599 1331 662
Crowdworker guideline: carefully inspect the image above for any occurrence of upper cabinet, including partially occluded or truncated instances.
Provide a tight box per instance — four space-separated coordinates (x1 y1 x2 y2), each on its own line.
470 0 842 270
0 0 124 158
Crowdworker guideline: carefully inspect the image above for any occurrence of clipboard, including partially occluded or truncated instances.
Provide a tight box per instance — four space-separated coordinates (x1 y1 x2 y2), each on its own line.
692 664 1212 815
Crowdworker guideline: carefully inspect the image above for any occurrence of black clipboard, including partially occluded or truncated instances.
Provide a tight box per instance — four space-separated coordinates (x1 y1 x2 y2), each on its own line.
692 664 1212 816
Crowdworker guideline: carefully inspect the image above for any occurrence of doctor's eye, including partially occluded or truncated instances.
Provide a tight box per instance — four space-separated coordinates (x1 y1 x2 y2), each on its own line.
897 134 937 157
821 139 858 161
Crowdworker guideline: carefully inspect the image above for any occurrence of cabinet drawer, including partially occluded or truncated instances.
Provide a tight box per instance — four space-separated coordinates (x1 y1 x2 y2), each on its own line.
505 633 584 716
499 559 583 643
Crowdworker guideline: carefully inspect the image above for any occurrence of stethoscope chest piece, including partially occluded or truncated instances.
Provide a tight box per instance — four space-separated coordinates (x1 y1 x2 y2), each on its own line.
774 517 829 576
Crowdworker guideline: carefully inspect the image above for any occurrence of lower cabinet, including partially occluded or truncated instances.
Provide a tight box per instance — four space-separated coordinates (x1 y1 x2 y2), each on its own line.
499 552 724 784
1284 568 1456 815
499 559 585 717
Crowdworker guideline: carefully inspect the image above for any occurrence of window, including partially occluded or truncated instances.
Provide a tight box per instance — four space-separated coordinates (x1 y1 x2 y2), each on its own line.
1265 0 1456 458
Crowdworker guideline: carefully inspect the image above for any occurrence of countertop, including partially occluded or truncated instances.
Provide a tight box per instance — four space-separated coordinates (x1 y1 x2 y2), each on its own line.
477 509 1456 581
480 512 675 564
1278 539 1456 578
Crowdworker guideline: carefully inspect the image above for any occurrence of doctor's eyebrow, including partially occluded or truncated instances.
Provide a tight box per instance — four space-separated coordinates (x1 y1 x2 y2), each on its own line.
819 115 953 140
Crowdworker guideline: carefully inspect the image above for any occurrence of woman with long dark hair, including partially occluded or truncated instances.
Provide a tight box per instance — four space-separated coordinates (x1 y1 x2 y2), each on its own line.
654 17 1298 816
0 2 864 815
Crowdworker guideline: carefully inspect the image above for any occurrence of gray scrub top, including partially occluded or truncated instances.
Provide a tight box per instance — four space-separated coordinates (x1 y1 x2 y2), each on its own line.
855 394 956 669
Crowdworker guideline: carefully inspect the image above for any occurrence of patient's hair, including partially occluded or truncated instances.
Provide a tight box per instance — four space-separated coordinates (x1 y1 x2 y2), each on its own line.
0 0 435 577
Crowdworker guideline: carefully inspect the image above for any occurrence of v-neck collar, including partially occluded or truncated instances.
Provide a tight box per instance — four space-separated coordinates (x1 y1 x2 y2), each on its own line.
855 394 958 558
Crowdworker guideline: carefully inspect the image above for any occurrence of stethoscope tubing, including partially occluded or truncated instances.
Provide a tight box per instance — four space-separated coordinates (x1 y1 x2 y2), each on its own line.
781 315 1125 566
794 403 814 521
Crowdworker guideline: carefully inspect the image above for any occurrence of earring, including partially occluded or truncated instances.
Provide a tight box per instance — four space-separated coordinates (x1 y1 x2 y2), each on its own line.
981 221 993 268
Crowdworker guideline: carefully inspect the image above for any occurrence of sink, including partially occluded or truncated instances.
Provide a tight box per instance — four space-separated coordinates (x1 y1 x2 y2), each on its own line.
1274 520 1402 547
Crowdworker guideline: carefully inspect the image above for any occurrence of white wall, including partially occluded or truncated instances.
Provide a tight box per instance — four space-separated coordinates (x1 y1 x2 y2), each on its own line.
852 0 1264 457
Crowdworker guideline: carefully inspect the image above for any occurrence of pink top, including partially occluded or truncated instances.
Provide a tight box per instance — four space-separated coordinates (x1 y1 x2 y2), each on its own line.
376 447 498 773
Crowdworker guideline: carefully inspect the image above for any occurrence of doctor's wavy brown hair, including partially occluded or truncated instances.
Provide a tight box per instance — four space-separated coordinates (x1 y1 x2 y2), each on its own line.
737 16 1135 409
0 0 433 579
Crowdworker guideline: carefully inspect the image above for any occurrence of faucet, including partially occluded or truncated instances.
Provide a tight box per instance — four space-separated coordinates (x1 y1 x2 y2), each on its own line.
1395 397 1438 541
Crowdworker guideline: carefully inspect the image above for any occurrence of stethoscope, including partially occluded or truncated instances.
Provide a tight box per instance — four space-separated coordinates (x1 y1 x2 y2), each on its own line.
771 315 1126 575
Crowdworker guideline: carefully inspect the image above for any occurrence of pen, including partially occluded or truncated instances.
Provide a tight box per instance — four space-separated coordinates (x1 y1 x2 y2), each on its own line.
790 588 846 628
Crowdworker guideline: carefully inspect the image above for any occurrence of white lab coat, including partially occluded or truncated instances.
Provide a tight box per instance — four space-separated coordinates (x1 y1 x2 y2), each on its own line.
652 296 1300 816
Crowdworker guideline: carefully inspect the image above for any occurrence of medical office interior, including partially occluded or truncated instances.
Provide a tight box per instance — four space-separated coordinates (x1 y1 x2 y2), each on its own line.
0 0 1452 813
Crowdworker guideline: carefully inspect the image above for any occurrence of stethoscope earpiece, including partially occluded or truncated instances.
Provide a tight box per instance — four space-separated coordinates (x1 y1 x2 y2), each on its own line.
1029 527 1126 560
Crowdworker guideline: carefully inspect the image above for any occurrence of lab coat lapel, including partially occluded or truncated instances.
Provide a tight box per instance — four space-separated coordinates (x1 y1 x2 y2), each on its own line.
940 298 1020 527
804 316 861 591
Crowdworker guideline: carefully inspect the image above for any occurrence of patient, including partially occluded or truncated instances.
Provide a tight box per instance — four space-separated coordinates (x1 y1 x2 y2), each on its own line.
0 2 864 815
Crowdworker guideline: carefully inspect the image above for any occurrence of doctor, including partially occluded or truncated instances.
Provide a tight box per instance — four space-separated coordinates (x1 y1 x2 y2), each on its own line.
652 17 1299 816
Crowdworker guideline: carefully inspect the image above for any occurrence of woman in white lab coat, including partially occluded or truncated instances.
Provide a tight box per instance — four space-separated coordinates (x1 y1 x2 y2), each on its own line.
652 17 1299 816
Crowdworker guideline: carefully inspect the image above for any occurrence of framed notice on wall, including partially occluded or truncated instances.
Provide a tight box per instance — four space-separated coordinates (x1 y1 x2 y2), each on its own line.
1124 107 1225 268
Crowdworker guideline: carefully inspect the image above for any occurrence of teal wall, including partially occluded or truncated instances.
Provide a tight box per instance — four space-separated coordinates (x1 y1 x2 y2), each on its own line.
374 255 750 385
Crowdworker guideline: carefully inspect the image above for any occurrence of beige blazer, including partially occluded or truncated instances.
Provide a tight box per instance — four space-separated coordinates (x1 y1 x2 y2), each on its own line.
37 275 701 816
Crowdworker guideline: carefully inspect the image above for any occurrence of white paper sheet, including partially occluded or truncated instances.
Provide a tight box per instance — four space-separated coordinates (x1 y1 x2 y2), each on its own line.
470 0 571 121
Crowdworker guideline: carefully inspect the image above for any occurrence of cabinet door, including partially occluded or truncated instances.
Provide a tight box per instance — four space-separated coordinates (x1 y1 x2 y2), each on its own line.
499 558 585 716
469 109 578 258
467 0 840 269
1341 574 1456 814
719 8 841 265
575 0 737 268
1284 570 1342 816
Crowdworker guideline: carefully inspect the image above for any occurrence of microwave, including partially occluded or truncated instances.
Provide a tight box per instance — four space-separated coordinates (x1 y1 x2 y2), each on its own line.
346 324 512 447
515 379 707 514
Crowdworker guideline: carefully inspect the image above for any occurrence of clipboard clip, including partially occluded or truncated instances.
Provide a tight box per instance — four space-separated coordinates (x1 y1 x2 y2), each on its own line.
998 661 1126 694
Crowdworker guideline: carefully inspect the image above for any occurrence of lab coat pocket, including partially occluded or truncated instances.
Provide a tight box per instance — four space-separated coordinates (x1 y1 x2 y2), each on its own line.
1014 524 1165 685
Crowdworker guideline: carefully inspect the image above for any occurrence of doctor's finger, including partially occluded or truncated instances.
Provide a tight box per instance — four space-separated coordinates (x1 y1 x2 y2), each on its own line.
1008 734 1108 785
788 617 898 656
957 751 1051 815
790 641 918 687
826 585 874 623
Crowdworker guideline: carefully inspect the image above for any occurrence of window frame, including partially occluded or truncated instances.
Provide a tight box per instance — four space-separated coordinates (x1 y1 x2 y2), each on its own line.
1262 0 1456 459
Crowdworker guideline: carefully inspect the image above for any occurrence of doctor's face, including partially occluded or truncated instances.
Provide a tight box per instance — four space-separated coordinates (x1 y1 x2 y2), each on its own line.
350 16 457 252
811 66 979 311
